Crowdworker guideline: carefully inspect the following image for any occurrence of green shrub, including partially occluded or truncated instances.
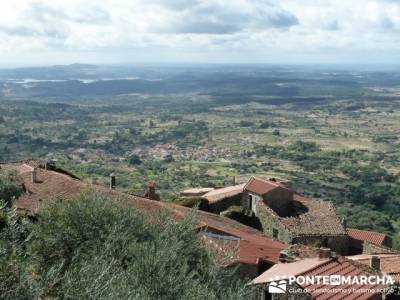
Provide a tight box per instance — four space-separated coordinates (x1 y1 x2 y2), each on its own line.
288 141 320 152
0 191 251 299
0 169 23 207
128 154 142 165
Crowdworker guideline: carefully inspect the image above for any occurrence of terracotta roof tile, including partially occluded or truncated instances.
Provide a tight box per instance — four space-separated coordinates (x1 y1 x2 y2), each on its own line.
1 161 286 266
181 187 215 196
347 228 388 246
252 257 330 284
202 183 245 203
348 254 400 281
244 177 286 196
253 257 387 300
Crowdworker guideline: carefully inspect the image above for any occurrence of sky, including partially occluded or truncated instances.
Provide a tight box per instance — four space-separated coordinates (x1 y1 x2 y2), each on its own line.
0 0 399 67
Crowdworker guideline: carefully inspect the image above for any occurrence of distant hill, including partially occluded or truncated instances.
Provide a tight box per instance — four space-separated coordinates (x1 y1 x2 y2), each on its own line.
1 63 397 100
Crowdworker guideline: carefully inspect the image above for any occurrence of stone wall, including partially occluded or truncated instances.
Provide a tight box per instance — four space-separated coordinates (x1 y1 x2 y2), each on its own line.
254 201 349 255
242 192 263 214
255 201 292 243
242 188 293 217
292 235 349 256
363 241 399 255
263 187 293 217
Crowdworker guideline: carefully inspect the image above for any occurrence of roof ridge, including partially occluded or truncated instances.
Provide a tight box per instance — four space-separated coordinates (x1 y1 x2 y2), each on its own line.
347 227 386 236
253 176 281 188
243 176 255 191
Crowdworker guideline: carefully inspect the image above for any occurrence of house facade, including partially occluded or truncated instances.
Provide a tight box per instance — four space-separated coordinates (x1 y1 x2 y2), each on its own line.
242 177 349 255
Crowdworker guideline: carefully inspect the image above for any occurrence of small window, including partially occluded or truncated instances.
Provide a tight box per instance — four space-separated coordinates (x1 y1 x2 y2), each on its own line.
272 228 279 239
248 194 253 210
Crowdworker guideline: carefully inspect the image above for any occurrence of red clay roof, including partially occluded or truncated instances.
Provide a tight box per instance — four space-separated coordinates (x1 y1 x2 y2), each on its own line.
301 257 385 300
347 228 388 246
253 257 386 300
1 161 286 266
252 257 330 284
202 183 245 203
244 177 284 196
348 254 400 282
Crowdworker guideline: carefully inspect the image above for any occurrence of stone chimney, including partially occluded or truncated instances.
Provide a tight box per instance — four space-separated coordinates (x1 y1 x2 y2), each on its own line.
31 168 38 183
109 173 116 190
147 181 159 200
278 249 296 263
370 255 380 271
318 247 331 259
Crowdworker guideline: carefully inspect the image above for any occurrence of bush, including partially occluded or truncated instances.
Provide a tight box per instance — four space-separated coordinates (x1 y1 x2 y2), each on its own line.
128 154 142 165
0 169 23 207
238 121 253 127
272 129 280 136
288 141 320 152
0 191 251 299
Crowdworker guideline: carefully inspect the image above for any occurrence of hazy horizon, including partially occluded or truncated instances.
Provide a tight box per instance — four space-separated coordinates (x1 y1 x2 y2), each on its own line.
1 0 399 67
1 62 400 72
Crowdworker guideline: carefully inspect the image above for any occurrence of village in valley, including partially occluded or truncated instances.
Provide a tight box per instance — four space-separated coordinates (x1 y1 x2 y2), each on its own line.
2 0 400 298
1 65 400 299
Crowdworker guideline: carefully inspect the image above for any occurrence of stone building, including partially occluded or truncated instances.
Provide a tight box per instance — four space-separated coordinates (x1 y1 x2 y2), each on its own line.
242 177 348 255
243 177 293 217
202 183 246 213
181 177 394 257
347 228 393 255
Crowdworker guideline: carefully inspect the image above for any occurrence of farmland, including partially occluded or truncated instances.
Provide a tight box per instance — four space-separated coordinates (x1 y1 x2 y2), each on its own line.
0 64 399 244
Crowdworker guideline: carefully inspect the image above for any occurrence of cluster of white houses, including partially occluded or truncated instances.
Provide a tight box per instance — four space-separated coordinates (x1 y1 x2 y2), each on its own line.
1 160 399 300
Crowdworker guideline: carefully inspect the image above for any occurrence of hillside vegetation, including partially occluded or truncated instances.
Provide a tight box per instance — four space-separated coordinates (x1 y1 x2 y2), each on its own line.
1 65 399 245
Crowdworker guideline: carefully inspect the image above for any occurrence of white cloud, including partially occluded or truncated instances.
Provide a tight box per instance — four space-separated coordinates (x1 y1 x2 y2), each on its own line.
0 0 399 65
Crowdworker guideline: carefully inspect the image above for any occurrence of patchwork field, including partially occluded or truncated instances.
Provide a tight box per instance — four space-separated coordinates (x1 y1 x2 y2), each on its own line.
0 65 399 245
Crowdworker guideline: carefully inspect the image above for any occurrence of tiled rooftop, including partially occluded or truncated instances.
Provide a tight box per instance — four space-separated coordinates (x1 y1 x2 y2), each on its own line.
347 228 389 246
181 187 215 195
253 257 387 300
202 183 245 203
0 160 286 266
348 254 400 282
260 194 347 236
252 257 330 284
244 177 284 196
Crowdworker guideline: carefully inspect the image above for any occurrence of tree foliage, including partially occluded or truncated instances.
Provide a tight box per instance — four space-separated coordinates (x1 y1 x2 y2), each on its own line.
0 169 23 207
0 191 251 299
